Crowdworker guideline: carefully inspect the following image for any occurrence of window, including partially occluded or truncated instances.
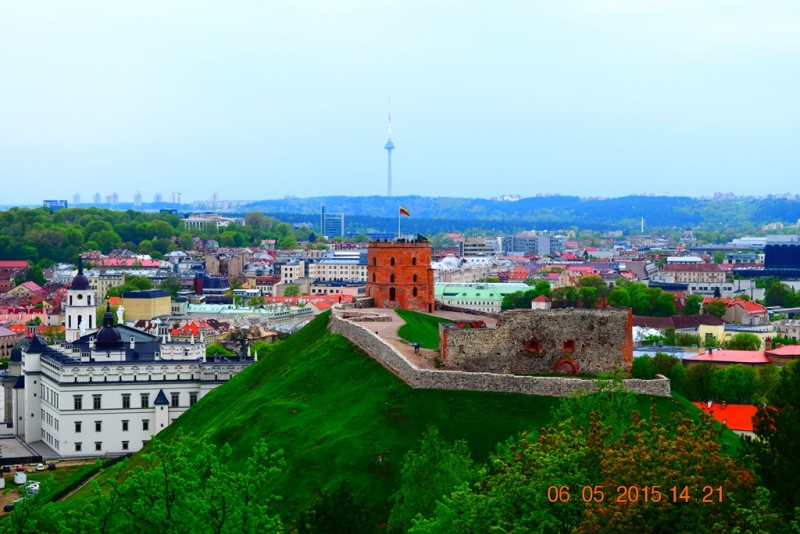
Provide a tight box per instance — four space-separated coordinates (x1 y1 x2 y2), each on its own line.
95 421 102 432
122 394 131 409
390 274 395 283
95 442 102 451
171 393 179 408
189 392 198 406
413 274 418 283
74 395 83 410
390 257 395 266
524 338 541 353
142 420 150 431
122 441 129 451
412 257 417 266
75 421 82 433
75 442 82 452
93 395 102 410
141 394 149 409
122 420 129 431
563 339 576 352
413 287 418 297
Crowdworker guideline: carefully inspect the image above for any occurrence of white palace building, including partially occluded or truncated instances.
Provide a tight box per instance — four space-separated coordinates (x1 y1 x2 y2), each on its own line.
2 259 254 457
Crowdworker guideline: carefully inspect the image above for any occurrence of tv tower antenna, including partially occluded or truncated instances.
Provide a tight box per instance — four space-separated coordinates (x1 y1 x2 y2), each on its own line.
385 99 395 196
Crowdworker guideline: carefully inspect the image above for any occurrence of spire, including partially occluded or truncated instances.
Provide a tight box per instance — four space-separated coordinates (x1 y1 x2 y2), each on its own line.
77 256 84 275
385 98 395 197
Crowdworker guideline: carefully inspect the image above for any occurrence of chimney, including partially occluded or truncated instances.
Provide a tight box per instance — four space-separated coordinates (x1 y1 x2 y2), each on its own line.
707 347 713 354
721 401 726 409
765 337 773 351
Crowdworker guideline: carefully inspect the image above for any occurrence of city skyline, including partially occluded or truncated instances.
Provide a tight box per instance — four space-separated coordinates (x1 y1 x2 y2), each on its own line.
1 2 798 204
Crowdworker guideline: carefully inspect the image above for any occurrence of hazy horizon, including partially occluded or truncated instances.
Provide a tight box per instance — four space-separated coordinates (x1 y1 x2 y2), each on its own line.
2 1 798 205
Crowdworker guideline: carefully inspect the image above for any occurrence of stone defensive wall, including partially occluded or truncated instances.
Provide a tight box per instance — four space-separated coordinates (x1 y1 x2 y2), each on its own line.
440 308 634 376
329 311 670 398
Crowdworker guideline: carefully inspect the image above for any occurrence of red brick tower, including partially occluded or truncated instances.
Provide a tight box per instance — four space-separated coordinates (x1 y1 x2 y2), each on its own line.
366 239 434 312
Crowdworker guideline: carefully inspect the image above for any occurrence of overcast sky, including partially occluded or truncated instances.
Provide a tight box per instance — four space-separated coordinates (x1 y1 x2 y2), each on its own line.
1 1 798 205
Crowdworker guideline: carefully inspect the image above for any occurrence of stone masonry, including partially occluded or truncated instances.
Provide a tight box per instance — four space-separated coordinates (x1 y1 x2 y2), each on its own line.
439 308 633 375
329 310 669 398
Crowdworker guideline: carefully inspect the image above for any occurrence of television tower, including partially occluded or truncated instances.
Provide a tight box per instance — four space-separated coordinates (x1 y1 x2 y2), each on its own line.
384 100 395 196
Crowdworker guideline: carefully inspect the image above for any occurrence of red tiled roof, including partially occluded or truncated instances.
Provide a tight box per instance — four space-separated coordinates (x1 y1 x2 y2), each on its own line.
687 349 771 365
765 345 800 358
93 258 161 268
693 402 758 432
632 316 674 329
532 295 551 302
0 261 28 270
732 301 768 315
20 282 48 296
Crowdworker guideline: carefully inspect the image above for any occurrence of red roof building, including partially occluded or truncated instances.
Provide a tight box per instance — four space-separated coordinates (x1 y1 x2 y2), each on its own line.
693 402 758 434
686 349 771 367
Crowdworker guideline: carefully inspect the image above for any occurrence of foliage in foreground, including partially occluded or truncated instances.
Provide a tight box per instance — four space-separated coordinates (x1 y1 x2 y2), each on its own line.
4 431 284 534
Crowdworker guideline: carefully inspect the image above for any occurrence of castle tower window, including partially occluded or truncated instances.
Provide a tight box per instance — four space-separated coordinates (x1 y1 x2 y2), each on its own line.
389 287 396 301
413 287 418 297
390 257 395 266
563 339 576 352
372 274 376 283
373 257 377 266
525 338 541 353
390 274 395 283
413 274 418 283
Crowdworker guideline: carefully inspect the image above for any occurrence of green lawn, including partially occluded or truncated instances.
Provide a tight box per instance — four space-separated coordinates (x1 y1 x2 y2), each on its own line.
395 309 452 349
56 313 730 530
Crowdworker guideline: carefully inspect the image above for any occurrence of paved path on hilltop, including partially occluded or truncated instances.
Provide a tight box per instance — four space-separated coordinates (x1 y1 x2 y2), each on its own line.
349 308 497 371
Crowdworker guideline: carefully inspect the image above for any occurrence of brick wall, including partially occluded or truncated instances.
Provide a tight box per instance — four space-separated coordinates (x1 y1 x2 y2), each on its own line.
329 311 669 397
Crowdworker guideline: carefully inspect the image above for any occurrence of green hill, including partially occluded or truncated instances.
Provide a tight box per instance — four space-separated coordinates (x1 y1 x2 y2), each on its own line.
395 309 452 349
59 312 737 528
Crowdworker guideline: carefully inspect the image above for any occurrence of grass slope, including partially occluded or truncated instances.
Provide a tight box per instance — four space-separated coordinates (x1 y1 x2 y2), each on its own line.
395 309 452 350
62 313 734 529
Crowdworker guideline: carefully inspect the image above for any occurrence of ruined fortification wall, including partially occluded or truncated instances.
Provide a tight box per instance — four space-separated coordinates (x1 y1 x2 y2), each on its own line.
329 312 668 397
440 308 633 375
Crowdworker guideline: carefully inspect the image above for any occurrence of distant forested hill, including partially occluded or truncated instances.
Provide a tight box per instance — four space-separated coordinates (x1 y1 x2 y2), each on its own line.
246 195 794 232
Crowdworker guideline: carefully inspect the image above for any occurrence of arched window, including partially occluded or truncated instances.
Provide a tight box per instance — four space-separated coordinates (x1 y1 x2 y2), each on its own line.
68 316 71 328
563 339 576 352
390 257 395 266
372 274 376 283
373 257 377 266
412 257 417 266
524 338 541 353
413 287 418 297
69 296 73 306
89 316 93 328
413 274 418 283
390 274 395 283
389 287 396 301
87 295 91 305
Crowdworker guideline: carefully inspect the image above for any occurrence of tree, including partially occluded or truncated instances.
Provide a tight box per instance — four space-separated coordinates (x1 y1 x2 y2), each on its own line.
713 286 722 298
687 363 717 402
669 362 688 396
206 343 234 358
632 355 656 379
55 431 284 534
159 276 183 298
283 285 300 297
297 481 371 534
579 286 598 309
716 364 758 403
747 361 800 518
387 427 475 534
765 282 793 307
705 300 727 318
608 287 631 308
684 294 703 315
727 332 762 351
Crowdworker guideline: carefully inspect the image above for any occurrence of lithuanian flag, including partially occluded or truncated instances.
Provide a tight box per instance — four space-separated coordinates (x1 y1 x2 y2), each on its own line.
399 206 410 217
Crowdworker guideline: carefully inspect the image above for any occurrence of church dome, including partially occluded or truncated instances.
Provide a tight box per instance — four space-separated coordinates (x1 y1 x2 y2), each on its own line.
95 303 123 348
71 257 91 291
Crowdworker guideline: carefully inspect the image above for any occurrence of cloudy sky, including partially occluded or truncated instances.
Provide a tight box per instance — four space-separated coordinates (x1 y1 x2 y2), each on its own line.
1 1 798 205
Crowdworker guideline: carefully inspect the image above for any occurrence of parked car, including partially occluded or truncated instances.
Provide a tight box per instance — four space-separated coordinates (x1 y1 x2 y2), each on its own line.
3 504 14 512
1 465 10 473
47 463 56 470
35 463 44 471
15 465 24 472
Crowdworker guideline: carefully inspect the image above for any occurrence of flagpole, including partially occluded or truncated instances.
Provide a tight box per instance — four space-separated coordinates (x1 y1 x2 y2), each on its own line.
398 207 401 239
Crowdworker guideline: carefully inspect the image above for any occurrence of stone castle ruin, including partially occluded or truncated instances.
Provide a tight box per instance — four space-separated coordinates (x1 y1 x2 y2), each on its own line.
439 308 633 376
